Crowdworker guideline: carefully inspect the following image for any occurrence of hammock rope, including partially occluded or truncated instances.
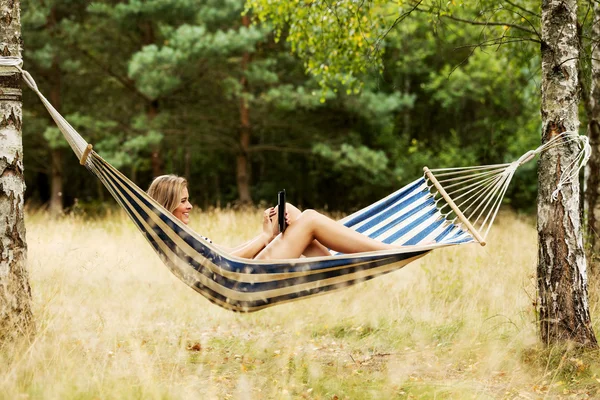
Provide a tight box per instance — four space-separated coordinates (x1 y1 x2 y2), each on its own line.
425 131 591 241
1 57 591 312
0 56 90 161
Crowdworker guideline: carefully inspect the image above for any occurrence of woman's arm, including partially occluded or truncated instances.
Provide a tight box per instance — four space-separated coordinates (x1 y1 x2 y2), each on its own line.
216 208 280 259
221 232 272 259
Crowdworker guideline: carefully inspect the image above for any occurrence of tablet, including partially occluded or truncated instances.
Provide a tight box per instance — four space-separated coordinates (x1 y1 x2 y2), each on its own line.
278 190 287 233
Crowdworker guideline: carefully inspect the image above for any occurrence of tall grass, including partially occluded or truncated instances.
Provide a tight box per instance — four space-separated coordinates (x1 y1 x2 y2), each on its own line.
1 208 599 399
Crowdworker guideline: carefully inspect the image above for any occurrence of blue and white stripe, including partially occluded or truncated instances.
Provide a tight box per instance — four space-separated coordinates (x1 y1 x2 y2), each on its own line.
86 152 473 312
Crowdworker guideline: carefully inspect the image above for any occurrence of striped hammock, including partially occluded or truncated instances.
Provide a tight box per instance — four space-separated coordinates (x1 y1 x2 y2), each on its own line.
7 59 591 312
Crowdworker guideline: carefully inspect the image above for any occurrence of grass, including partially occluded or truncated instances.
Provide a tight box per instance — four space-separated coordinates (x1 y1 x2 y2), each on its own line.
1 208 600 399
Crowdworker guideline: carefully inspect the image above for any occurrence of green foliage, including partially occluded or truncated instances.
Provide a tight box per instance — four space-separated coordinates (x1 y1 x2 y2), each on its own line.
245 0 396 93
88 0 200 23
425 51 511 109
313 143 389 180
345 90 415 127
260 85 331 110
21 0 546 212
128 22 269 99
42 127 69 149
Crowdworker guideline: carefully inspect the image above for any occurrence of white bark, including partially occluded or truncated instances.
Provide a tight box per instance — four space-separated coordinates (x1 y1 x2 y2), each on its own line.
584 1 600 262
0 0 33 340
538 0 596 346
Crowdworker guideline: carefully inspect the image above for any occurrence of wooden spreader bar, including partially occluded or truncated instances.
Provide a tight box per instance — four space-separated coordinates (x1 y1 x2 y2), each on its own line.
80 144 93 165
423 166 486 246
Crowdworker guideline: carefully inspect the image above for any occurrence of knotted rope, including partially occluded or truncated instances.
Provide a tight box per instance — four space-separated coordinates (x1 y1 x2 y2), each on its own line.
538 132 591 202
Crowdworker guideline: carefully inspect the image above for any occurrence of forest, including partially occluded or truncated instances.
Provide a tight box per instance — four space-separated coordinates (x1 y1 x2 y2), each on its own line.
21 0 545 214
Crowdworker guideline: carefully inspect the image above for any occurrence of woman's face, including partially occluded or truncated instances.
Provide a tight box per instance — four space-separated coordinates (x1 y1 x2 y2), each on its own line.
172 187 192 224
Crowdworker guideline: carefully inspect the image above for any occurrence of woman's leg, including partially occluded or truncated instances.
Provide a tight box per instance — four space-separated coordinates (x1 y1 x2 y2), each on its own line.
279 203 331 257
256 209 393 260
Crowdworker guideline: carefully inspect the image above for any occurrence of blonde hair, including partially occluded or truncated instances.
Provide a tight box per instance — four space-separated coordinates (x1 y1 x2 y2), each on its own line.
147 174 188 213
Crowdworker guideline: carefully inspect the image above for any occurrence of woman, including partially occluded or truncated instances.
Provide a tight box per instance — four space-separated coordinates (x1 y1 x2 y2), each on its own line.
148 174 402 260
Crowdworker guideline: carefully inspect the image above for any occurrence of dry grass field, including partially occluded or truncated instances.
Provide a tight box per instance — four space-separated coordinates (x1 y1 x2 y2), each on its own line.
1 208 600 399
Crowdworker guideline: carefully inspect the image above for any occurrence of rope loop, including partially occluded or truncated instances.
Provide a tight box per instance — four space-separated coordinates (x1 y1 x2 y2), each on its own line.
539 131 591 203
20 69 39 91
551 183 563 202
0 56 39 91
514 130 590 202
0 56 23 69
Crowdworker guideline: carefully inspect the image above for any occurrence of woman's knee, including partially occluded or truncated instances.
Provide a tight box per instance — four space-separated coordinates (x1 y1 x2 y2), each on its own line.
290 209 320 235
285 202 302 220
300 209 320 222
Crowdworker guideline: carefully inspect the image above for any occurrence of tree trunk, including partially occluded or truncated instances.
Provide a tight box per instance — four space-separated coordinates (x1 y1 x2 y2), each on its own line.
140 22 163 178
48 57 63 216
184 146 191 182
585 2 600 269
149 100 163 178
236 14 252 204
403 77 411 137
538 0 597 347
49 149 63 215
0 0 34 341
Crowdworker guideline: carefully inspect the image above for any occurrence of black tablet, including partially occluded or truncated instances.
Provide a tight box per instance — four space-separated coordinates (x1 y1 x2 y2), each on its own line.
278 189 287 233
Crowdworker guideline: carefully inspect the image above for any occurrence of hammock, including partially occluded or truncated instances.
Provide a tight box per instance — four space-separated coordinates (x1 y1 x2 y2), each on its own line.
4 58 591 312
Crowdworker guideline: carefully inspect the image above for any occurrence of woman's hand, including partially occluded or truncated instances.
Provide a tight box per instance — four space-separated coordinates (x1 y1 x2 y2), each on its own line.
284 209 291 227
261 207 292 246
262 207 278 244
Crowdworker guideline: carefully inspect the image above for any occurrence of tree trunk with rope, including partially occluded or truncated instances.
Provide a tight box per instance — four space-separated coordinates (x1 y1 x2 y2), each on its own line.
0 0 34 341
584 1 600 269
538 0 597 346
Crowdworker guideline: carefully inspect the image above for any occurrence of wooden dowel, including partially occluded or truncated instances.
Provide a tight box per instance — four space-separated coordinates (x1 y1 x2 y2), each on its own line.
80 144 93 165
423 166 486 246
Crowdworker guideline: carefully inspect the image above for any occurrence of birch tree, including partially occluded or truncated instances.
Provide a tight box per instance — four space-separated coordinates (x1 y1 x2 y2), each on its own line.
0 0 33 341
584 2 600 263
538 0 596 346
